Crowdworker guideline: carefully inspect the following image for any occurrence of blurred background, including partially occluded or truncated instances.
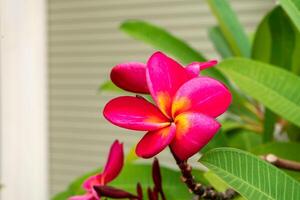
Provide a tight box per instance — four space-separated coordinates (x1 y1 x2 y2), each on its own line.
1 0 275 199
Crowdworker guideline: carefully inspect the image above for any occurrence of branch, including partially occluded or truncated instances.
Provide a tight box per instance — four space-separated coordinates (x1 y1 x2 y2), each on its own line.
261 154 300 171
170 149 237 200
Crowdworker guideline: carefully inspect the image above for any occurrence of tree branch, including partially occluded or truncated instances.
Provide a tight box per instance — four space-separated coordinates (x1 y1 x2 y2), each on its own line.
261 154 300 171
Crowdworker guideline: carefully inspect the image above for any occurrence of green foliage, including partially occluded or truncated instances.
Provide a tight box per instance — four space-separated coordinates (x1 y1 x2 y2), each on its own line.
52 164 195 200
251 142 300 162
279 0 300 32
99 80 124 93
200 148 300 200
55 1 300 199
208 26 233 58
251 142 300 180
120 20 228 82
251 6 300 143
227 130 262 151
120 20 205 64
206 0 251 57
252 6 300 73
52 168 100 200
218 58 300 127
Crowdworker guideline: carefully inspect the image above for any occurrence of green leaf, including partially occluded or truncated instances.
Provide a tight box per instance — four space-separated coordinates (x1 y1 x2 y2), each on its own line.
252 6 300 74
204 171 245 200
208 26 233 58
251 142 300 162
52 191 72 200
279 0 300 32
120 20 205 64
218 58 300 127
262 109 276 143
206 0 251 57
200 148 300 200
125 145 139 163
252 6 300 143
227 129 262 151
204 171 229 192
251 142 300 181
99 80 123 93
120 20 227 81
286 124 300 141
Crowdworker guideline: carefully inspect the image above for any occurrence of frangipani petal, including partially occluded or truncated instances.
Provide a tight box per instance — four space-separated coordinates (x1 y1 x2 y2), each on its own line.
136 124 176 158
185 60 218 76
146 52 192 118
68 193 96 200
171 112 221 161
101 140 124 184
110 62 149 93
83 174 103 191
172 77 231 118
103 96 169 131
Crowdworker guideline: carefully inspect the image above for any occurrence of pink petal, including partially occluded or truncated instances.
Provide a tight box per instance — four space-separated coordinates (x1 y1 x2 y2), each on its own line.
103 96 169 131
146 52 193 118
101 140 124 184
68 193 96 200
172 77 231 118
110 62 149 93
136 124 176 158
185 60 218 76
171 112 221 160
83 174 103 191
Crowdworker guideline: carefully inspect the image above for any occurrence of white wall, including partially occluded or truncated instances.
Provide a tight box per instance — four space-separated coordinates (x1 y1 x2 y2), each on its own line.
0 0 48 199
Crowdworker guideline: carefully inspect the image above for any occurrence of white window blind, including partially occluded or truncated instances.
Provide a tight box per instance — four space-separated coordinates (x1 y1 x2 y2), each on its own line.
48 0 273 195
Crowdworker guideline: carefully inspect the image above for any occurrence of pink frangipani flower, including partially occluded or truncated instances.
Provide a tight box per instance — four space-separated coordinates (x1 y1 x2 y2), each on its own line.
104 52 231 161
69 140 124 200
110 56 217 94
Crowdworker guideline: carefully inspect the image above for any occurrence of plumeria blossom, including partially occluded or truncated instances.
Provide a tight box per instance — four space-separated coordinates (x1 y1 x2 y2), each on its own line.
69 140 124 200
104 52 231 161
110 57 217 94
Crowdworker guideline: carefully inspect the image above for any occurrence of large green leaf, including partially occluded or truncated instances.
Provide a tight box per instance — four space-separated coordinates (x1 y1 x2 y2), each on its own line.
252 6 300 74
204 171 245 200
218 58 300 127
200 148 300 200
252 6 300 143
120 20 227 82
279 0 300 32
206 0 251 57
120 20 205 64
208 26 233 58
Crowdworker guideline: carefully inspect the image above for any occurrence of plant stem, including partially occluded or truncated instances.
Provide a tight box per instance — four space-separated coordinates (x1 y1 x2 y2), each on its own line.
170 149 237 200
261 154 300 171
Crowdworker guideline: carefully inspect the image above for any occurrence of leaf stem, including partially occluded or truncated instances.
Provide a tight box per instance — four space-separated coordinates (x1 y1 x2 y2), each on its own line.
261 154 300 171
170 148 237 199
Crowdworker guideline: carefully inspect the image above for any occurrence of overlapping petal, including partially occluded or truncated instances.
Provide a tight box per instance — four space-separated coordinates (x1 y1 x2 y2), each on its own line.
146 52 193 117
172 77 232 118
103 96 170 131
185 60 218 76
170 112 221 160
110 62 149 93
101 140 124 183
83 174 103 191
136 124 175 158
